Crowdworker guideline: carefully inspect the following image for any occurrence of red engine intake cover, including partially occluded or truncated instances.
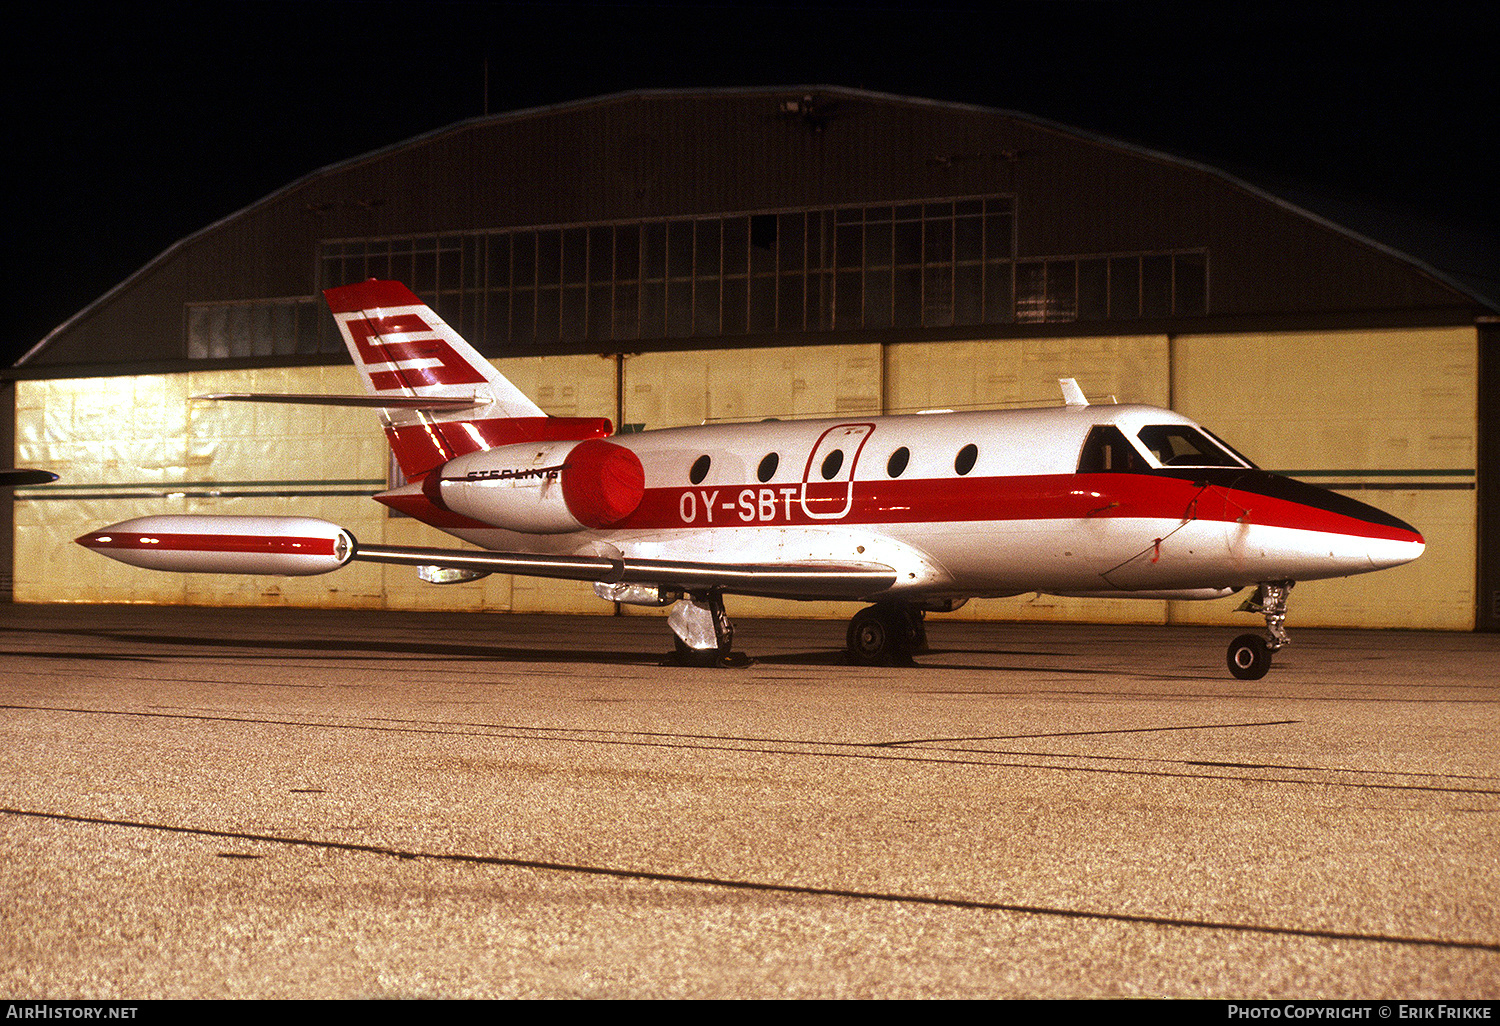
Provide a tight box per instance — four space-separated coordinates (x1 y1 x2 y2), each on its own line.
560 439 645 529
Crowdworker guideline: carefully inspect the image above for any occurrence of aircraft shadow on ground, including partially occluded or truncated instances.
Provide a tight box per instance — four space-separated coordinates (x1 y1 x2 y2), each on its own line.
17 625 1177 677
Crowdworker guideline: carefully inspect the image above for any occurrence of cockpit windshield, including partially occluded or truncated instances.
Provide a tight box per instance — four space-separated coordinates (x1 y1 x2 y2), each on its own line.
1077 426 1150 473
1136 425 1251 468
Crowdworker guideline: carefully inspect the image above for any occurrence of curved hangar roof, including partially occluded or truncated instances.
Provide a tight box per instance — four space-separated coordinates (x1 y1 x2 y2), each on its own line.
18 87 1492 370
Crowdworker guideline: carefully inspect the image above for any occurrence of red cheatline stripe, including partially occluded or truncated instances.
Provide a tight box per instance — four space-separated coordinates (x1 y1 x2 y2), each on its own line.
77 533 337 556
375 470 1420 544
610 473 1423 543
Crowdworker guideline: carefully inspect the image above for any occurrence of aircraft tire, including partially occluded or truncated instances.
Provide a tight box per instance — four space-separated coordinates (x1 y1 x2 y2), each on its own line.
846 604 919 666
1226 633 1272 680
847 608 894 665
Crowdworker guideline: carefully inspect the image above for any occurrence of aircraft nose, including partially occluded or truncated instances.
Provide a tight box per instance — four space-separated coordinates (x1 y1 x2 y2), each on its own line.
1367 530 1425 571
1342 500 1423 571
1220 470 1426 575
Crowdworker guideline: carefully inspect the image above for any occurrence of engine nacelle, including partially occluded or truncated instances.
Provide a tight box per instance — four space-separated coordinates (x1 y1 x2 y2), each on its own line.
76 515 356 576
424 438 645 534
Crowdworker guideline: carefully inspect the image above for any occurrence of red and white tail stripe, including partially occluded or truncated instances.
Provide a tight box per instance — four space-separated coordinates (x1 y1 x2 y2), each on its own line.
324 279 542 415
323 280 612 480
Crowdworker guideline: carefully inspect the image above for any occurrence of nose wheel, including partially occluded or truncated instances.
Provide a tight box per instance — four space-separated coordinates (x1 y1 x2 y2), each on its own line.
1227 581 1292 680
1226 633 1272 679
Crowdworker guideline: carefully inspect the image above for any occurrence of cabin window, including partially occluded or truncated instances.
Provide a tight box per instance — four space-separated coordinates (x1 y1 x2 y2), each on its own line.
887 446 910 478
689 454 711 484
1136 425 1246 468
954 443 978 476
757 452 779 482
1076 426 1150 473
821 450 845 480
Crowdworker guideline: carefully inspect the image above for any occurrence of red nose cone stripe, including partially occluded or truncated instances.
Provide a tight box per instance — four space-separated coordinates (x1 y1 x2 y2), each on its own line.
77 532 338 556
561 439 647 529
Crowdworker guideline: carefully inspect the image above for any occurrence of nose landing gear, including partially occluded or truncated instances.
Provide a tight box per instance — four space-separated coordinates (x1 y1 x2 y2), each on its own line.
1227 581 1293 680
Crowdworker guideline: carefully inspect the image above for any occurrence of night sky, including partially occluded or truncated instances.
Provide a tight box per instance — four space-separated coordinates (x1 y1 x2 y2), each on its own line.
7 1 1496 368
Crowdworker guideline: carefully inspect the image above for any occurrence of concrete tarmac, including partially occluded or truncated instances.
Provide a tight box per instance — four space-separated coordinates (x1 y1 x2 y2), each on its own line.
1 602 1496 999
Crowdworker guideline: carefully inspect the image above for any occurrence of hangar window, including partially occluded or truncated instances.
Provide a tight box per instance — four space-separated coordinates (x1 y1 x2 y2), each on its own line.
187 298 326 358
1136 426 1248 468
1016 251 1208 324
757 453 779 482
1141 255 1173 318
311 209 1206 357
689 455 712 484
1077 259 1108 320
314 196 1020 353
751 214 777 250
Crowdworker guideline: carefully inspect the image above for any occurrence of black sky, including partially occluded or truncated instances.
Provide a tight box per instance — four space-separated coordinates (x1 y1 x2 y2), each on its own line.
7 1 1497 367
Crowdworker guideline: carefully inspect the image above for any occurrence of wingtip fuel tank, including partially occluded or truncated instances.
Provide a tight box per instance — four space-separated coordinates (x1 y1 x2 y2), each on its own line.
76 516 356 576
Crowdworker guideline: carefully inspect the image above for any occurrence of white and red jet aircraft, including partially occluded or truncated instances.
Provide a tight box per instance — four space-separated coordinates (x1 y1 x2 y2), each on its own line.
78 280 1424 678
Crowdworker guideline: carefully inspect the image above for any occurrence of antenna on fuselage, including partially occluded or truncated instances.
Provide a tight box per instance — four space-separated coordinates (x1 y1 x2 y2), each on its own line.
1059 378 1089 407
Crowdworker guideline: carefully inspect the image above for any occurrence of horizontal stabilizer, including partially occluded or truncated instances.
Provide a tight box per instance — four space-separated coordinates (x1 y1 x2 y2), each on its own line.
194 392 489 410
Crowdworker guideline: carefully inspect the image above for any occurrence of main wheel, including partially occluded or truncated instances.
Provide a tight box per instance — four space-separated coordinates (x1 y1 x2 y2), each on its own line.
846 604 920 666
908 609 929 653
1226 633 1272 680
847 607 894 665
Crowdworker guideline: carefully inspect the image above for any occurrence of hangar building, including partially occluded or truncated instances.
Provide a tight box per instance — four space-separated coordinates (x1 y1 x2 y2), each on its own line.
6 88 1496 632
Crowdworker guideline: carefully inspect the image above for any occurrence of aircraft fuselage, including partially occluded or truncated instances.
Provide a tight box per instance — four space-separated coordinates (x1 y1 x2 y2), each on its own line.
385 402 1423 605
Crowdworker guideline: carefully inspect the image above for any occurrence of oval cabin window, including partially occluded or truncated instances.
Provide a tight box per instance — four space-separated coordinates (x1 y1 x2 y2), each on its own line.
821 450 845 480
954 444 978 476
689 455 711 484
757 452 779 482
887 447 910 478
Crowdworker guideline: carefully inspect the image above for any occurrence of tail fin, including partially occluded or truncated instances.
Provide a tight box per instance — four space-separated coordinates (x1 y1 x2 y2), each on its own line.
324 279 539 415
323 280 611 480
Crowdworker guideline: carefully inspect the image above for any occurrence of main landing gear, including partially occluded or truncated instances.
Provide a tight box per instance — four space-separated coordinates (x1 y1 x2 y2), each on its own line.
667 593 746 666
846 602 927 666
667 595 930 667
1227 581 1293 680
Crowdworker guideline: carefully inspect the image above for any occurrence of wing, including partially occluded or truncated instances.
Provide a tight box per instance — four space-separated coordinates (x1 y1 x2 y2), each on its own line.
350 543 898 601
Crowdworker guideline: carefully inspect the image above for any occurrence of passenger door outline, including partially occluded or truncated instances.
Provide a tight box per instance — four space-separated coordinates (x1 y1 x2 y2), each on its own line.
800 423 875 521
